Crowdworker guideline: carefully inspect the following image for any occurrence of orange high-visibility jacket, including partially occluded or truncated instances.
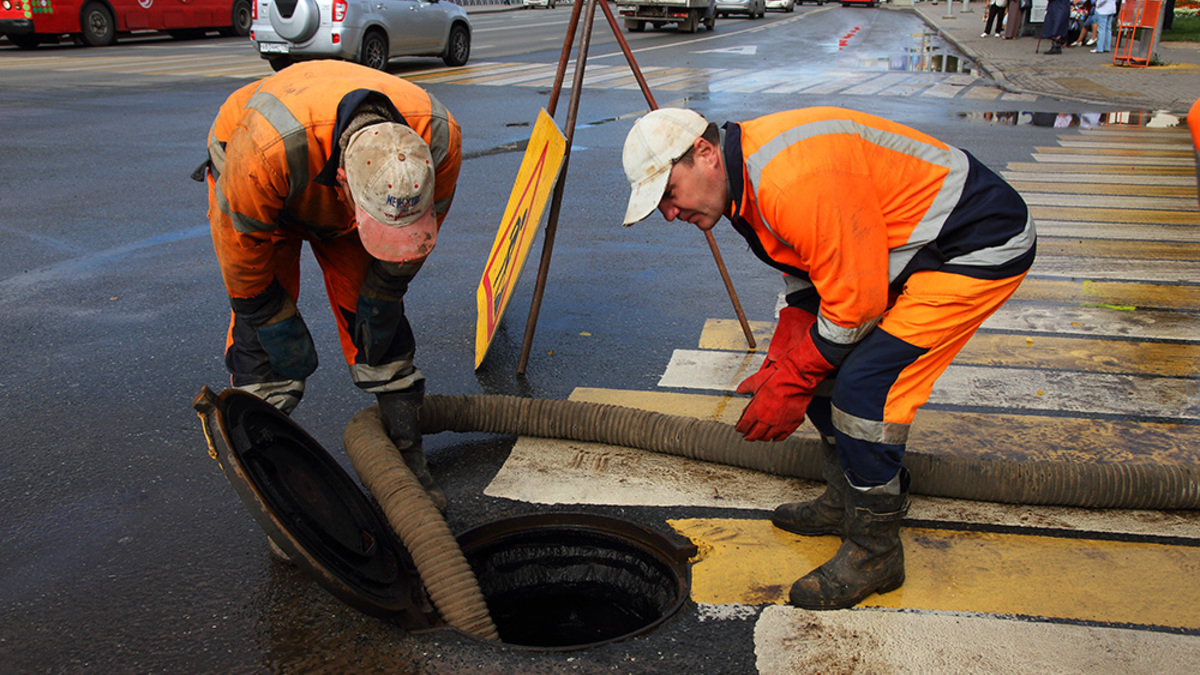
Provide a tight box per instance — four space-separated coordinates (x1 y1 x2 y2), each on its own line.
723 107 1034 363
204 61 462 302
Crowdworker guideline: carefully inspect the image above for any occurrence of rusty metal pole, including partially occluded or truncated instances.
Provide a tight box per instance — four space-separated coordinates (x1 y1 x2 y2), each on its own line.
516 0 598 375
547 0 585 116
596 0 656 110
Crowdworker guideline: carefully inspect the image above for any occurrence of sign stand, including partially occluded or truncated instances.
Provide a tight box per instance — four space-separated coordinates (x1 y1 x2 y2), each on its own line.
1113 0 1166 67
514 0 757 375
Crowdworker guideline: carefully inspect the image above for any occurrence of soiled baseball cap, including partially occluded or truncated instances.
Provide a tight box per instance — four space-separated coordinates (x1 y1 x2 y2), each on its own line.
344 123 438 263
622 108 709 226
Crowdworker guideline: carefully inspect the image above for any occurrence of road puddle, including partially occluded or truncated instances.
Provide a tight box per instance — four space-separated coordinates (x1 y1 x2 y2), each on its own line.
958 109 1187 128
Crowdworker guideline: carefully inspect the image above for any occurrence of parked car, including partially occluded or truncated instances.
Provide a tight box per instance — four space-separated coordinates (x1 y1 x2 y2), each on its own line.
251 0 472 72
716 0 765 18
523 0 558 7
765 0 795 9
795 0 825 4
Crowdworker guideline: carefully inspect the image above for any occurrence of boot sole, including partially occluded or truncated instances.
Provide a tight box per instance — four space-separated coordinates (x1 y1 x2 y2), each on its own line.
788 571 905 610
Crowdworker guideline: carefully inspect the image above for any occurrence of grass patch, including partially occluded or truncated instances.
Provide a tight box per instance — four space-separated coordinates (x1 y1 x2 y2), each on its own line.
1160 13 1200 42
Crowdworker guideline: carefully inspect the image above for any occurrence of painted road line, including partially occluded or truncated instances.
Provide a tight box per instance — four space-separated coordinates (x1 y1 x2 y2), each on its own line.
696 315 1200 377
1030 255 1199 284
1012 277 1200 310
672 518 1200 632
1002 171 1197 186
1056 140 1195 150
1005 162 1192 175
1021 192 1199 211
1032 220 1200 242
1031 153 1194 167
1029 205 1199 225
404 62 537 83
1035 238 1200 261
1009 181 1197 197
658 350 1200 420
754 605 1200 673
1036 146 1195 158
703 305 1200 350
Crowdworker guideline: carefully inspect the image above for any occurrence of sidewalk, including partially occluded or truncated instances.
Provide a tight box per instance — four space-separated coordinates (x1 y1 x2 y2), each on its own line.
905 1 1200 113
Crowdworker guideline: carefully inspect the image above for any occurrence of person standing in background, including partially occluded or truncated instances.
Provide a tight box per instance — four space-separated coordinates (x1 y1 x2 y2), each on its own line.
983 0 1009 37
1005 0 1029 39
1090 0 1118 53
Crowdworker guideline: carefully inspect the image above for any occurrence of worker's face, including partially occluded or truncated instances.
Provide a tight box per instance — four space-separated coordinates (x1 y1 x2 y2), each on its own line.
657 138 727 232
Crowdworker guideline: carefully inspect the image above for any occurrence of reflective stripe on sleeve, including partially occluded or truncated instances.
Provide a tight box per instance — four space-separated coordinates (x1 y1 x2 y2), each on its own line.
246 92 309 209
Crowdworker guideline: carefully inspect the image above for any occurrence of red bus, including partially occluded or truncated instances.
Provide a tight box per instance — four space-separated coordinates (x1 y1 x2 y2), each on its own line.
0 0 251 48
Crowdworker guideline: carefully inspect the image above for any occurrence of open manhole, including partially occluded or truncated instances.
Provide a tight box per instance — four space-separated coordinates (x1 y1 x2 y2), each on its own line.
195 387 695 651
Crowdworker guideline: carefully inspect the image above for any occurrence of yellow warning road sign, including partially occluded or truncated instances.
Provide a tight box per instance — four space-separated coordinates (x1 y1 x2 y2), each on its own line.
474 109 567 369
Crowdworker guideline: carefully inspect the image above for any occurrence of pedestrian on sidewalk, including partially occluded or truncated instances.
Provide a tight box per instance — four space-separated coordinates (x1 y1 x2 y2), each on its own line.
1042 0 1070 53
983 0 1009 37
1090 0 1117 53
1005 0 1029 38
620 107 1035 611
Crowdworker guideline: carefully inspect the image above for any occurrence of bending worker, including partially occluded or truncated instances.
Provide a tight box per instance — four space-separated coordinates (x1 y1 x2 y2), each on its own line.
195 61 461 511
622 107 1035 610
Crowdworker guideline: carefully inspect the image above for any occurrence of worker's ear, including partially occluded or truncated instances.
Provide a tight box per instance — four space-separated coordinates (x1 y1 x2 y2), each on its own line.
335 167 348 187
696 137 720 169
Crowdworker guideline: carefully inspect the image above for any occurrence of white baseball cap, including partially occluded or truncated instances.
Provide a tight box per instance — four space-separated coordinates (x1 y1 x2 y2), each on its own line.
344 123 438 263
622 108 709 226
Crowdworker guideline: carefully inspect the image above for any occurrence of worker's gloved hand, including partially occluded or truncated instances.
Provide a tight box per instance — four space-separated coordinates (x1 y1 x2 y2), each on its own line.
256 311 318 381
736 333 834 442
737 307 818 395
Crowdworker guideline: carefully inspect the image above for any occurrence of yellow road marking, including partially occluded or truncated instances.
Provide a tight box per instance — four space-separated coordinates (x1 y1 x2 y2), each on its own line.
1029 205 1198 225
1036 146 1195 158
1009 181 1197 197
1007 162 1192 175
670 518 1200 630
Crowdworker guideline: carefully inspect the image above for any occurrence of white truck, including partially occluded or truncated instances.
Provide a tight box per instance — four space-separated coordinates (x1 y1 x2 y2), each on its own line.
617 0 716 33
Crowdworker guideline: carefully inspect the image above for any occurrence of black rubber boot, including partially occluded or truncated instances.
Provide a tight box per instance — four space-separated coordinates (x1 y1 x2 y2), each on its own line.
771 440 847 537
377 383 448 513
787 468 909 610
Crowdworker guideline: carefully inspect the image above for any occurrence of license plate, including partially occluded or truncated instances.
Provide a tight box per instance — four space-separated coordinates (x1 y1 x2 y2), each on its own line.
258 42 289 54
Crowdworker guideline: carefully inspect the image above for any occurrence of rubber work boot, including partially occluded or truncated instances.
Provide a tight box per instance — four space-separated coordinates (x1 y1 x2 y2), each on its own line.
771 439 847 536
787 468 910 610
377 383 448 513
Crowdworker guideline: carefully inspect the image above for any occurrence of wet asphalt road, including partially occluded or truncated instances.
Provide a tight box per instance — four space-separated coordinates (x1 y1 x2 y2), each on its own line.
0 7 1142 672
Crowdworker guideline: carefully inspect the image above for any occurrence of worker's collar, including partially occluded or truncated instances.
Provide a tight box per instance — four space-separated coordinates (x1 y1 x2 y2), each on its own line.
313 90 410 187
721 122 743 219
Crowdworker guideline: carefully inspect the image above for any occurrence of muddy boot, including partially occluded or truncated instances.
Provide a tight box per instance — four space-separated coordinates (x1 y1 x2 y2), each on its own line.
787 468 909 610
377 383 448 513
771 439 847 536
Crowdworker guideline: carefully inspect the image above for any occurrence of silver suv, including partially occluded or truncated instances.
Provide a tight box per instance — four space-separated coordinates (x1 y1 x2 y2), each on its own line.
251 0 472 72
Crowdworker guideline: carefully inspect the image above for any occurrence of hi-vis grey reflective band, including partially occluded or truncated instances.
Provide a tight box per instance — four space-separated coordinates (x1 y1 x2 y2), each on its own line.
832 404 910 446
785 275 878 345
247 92 310 207
945 210 1037 267
350 359 423 394
427 93 453 216
215 92 311 235
784 274 814 297
744 119 967 282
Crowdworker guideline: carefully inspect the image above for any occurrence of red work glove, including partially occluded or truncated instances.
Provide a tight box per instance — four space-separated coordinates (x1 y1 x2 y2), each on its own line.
736 330 835 442
737 307 817 395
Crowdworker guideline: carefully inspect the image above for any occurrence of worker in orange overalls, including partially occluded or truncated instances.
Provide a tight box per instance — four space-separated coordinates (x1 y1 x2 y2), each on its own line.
194 61 462 513
622 107 1035 609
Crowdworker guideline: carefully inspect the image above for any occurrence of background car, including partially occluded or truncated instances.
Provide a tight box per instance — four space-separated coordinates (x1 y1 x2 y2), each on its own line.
251 0 472 72
716 0 765 18
523 0 558 8
765 0 795 10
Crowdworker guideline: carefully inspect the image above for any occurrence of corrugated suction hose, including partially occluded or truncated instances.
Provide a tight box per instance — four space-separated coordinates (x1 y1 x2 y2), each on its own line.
344 406 499 641
418 394 1200 510
343 393 1198 638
